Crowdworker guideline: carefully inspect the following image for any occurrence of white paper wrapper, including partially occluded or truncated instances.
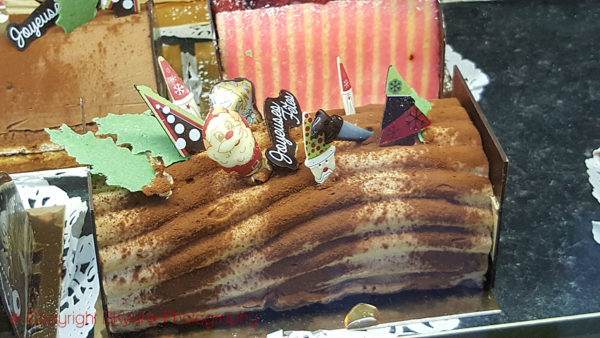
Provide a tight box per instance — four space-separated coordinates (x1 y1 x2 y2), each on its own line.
585 149 600 245
157 23 215 40
11 167 99 337
181 51 203 107
268 318 460 337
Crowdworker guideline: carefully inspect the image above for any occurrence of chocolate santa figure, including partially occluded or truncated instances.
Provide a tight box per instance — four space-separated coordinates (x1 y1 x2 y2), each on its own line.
302 112 336 184
203 106 271 183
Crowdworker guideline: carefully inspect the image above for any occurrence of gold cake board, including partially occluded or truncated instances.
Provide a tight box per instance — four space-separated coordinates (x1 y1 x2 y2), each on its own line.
104 288 500 337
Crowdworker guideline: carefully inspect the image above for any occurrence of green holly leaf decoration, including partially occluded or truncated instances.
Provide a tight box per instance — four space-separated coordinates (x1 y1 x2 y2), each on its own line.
95 111 187 166
55 0 98 34
46 125 156 192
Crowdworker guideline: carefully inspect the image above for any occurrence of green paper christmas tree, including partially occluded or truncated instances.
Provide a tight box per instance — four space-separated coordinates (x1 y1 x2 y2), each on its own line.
385 65 431 115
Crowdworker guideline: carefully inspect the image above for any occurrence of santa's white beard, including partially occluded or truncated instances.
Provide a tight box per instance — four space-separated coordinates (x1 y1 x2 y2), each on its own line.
206 128 255 168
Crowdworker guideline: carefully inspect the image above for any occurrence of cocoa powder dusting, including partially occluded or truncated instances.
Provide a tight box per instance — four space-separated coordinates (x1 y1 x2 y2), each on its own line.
95 99 494 320
142 177 172 197
0 11 155 133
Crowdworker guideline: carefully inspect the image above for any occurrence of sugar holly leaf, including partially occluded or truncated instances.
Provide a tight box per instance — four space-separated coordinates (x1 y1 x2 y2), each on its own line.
55 0 97 33
45 124 156 191
94 111 187 166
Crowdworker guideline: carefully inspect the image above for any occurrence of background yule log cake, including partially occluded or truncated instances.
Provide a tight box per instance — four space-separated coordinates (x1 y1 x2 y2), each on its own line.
94 97 496 332
0 9 158 174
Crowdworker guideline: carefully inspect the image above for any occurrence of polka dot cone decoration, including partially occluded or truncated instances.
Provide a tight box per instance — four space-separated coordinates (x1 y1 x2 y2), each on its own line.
303 112 331 161
135 85 205 157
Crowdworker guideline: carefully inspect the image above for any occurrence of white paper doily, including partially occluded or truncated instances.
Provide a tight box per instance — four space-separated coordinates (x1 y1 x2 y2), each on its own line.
445 44 490 101
12 168 99 337
585 149 600 245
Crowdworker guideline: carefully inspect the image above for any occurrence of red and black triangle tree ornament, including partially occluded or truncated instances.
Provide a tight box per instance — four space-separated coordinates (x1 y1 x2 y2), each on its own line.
379 96 431 146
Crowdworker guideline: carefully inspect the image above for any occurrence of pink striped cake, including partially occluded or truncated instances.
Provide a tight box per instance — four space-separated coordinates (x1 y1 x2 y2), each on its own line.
215 0 442 113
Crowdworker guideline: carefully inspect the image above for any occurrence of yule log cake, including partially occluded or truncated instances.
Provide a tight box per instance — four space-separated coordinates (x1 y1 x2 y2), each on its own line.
94 97 494 332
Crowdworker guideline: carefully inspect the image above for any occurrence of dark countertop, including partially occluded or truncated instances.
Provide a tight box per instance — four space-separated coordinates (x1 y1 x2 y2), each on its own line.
442 0 600 330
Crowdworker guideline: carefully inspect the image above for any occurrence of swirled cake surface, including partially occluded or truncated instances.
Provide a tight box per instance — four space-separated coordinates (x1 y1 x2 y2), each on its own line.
95 97 494 332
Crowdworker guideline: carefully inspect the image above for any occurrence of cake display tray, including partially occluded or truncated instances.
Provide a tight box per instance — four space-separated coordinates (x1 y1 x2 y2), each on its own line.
119 289 500 337
3 2 506 336
3 1 600 337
